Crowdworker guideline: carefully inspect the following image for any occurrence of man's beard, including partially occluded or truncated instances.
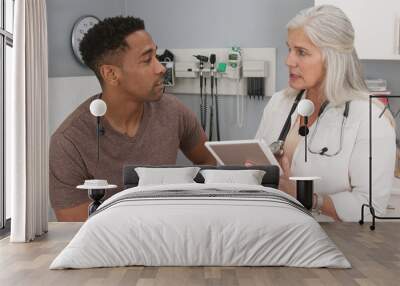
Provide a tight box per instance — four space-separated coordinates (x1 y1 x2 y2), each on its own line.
147 86 165 102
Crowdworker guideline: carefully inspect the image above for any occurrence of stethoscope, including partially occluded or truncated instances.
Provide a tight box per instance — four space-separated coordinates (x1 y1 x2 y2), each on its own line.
269 90 350 157
307 99 350 156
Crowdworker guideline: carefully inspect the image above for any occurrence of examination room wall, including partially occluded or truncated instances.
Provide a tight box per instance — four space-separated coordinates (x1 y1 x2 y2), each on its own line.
47 0 400 156
47 0 312 144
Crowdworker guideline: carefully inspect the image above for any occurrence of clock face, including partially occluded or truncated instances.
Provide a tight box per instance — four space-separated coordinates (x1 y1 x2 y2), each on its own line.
71 15 100 65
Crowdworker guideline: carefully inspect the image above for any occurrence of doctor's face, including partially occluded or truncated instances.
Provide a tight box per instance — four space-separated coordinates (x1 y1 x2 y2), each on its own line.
285 28 325 92
115 30 166 102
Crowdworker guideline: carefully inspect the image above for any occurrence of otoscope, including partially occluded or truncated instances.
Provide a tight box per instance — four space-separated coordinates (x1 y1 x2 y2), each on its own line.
215 76 220 141
193 55 209 130
209 54 216 140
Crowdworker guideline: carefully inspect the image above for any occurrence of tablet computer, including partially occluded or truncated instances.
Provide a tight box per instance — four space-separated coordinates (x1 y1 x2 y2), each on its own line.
205 139 282 173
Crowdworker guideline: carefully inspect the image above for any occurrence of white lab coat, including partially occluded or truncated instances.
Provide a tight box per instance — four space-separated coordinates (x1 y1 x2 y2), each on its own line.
255 89 396 221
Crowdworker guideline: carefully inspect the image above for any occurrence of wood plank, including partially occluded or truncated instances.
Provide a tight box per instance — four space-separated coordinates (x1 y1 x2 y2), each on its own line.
0 222 399 286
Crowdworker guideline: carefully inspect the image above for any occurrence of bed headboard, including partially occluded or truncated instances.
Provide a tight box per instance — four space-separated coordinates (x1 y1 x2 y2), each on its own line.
123 165 280 189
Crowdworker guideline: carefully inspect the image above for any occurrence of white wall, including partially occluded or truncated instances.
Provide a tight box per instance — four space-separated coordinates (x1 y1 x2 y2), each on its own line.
48 76 101 134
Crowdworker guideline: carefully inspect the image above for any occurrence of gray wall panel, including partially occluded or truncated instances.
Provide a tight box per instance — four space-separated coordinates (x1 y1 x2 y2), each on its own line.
47 0 400 141
47 0 313 90
47 0 125 77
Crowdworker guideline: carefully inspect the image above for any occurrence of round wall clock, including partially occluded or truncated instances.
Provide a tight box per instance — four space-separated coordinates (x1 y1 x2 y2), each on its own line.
71 15 100 65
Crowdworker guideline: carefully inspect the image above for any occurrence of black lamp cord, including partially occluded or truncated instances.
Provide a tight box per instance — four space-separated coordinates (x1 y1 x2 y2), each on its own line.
304 116 308 162
96 116 101 162
209 61 215 140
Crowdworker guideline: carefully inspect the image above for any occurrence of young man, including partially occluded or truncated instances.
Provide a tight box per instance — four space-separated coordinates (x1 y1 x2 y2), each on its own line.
50 16 215 222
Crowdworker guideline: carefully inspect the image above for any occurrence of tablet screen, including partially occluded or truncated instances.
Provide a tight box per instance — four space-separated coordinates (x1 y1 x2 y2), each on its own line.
205 140 282 173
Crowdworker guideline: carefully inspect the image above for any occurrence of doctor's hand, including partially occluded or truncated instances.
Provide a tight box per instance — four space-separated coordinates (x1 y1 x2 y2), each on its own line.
244 159 257 167
278 156 296 198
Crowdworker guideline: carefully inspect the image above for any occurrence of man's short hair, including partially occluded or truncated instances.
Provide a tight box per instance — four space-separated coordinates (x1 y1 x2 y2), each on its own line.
79 16 145 83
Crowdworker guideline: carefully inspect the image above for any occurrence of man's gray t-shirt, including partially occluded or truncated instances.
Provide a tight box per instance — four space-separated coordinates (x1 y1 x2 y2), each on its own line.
50 94 202 210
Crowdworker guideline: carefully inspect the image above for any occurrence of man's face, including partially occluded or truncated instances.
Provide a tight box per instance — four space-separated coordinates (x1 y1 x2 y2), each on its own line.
115 30 166 102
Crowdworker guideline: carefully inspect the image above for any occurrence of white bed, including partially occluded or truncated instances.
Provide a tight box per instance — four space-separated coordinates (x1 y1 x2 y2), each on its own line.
50 183 350 269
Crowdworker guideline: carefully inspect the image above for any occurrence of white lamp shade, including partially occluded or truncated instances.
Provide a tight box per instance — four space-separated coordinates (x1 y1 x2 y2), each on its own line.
297 99 315 117
89 99 107 117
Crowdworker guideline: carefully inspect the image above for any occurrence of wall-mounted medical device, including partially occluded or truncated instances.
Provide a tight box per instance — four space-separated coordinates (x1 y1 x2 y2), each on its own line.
223 47 242 80
159 47 276 137
164 47 276 98
160 62 175 87
175 62 198 78
243 61 269 99
157 49 175 87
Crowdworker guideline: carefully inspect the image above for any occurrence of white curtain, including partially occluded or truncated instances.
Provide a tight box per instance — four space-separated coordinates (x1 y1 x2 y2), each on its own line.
8 0 49 242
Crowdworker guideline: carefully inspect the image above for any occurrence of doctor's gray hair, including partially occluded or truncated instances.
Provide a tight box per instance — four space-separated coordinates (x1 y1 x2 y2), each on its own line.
287 5 368 106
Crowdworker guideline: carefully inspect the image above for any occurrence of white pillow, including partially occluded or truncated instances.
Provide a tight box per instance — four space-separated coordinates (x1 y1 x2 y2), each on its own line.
135 167 200 186
200 169 266 185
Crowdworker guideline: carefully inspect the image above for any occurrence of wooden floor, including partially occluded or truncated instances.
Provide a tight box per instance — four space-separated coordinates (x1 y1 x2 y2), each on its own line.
0 222 399 286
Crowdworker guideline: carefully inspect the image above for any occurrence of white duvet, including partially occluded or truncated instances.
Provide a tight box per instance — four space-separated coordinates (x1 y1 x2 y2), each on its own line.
50 183 350 269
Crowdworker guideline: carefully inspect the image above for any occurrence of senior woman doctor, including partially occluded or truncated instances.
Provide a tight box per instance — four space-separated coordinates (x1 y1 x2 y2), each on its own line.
255 5 396 222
